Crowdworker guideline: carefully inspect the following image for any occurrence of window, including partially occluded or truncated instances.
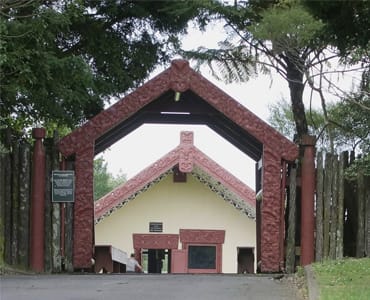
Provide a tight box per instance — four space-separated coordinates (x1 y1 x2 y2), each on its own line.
188 245 216 269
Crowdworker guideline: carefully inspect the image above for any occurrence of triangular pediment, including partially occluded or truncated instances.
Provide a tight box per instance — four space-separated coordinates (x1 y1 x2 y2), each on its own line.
94 132 256 224
58 60 298 162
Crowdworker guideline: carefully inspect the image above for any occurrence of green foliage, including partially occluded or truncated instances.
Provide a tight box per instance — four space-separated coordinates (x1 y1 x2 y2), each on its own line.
268 98 327 146
93 157 126 201
181 0 270 84
329 98 370 154
250 2 324 54
344 154 370 181
269 95 370 180
184 44 258 84
302 0 370 60
268 95 370 154
313 258 370 300
268 98 296 139
1 0 202 132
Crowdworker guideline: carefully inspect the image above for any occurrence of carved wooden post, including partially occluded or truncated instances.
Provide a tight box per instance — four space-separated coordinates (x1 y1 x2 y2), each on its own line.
18 142 31 268
300 135 316 266
30 128 46 272
286 164 297 273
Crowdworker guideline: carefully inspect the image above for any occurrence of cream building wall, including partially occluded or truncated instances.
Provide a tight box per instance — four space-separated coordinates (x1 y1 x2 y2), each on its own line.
95 173 256 273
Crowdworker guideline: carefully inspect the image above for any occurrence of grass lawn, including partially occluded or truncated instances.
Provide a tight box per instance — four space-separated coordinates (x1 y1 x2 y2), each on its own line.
313 258 370 300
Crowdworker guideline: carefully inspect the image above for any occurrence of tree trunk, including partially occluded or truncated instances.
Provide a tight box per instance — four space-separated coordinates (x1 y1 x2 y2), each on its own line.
285 55 308 139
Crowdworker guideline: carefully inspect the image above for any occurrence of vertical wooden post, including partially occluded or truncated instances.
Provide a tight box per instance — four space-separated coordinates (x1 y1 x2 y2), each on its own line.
0 134 7 265
30 128 46 272
329 155 339 259
2 129 12 264
323 153 333 259
64 201 74 272
336 152 345 259
315 151 324 262
255 160 262 272
62 158 74 272
49 132 62 272
286 164 297 273
59 159 66 264
356 171 365 257
18 142 31 268
365 176 370 257
300 135 316 266
11 140 19 265
280 161 287 270
44 138 53 272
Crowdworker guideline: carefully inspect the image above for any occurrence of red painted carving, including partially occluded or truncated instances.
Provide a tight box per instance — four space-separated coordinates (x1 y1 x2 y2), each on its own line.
58 60 297 162
260 147 283 272
133 234 179 249
179 229 225 244
180 131 194 145
73 145 95 269
169 59 192 92
58 60 298 272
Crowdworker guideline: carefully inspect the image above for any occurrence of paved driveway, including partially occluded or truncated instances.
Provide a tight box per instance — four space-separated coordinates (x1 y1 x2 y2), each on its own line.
1 274 299 300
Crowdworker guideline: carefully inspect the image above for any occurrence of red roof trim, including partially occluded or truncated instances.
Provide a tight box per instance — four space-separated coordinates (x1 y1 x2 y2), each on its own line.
94 132 255 221
58 60 298 161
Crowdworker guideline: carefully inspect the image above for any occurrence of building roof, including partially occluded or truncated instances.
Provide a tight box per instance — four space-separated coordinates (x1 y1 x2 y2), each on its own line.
95 131 256 224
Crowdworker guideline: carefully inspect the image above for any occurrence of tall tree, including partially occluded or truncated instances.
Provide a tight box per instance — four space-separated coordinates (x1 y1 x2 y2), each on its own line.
0 0 203 132
182 0 368 142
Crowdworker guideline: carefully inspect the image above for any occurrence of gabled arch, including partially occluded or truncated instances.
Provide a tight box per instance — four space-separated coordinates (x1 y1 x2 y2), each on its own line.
58 59 298 272
94 131 256 223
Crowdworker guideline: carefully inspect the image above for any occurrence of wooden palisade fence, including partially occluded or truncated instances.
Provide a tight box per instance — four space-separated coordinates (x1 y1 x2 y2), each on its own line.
1 127 369 273
285 150 370 272
0 129 73 272
315 151 370 261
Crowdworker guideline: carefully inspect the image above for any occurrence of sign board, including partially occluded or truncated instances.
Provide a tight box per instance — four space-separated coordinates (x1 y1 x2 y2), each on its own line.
52 170 75 202
149 222 163 232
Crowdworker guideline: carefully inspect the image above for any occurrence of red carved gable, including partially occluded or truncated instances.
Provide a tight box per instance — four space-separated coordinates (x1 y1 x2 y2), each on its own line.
58 59 298 161
94 131 256 222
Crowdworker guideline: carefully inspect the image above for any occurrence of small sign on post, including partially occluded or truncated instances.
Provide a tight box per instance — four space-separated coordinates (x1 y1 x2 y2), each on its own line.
52 170 75 202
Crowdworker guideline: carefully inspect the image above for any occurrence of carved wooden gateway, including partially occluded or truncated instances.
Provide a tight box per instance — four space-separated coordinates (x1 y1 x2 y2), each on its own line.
58 60 298 272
